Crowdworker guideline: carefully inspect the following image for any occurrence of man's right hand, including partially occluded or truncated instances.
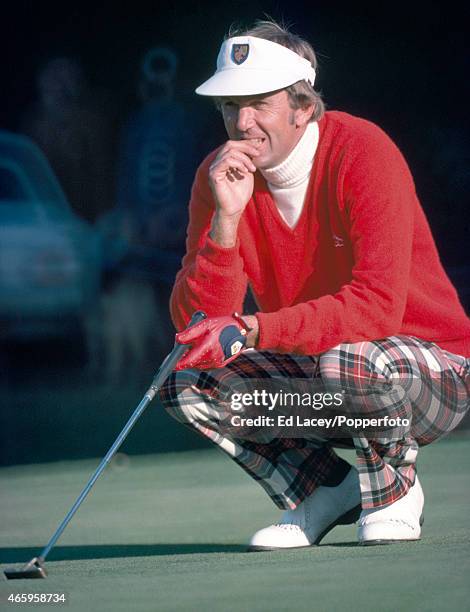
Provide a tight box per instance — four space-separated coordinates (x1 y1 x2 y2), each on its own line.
208 140 260 247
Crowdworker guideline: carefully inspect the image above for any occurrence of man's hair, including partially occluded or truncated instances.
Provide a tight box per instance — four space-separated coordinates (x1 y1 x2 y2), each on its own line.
226 19 325 121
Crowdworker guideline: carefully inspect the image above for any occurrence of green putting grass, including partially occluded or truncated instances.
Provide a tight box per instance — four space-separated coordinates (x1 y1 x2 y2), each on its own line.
1 437 469 611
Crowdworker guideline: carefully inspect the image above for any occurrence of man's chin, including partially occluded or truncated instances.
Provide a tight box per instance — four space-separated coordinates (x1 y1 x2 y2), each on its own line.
253 155 272 171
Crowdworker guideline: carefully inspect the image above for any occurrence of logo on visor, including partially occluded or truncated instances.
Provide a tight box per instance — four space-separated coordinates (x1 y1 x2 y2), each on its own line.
231 44 249 65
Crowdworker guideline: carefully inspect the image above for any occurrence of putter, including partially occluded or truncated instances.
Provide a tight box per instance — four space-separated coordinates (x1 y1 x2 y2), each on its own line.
4 310 207 580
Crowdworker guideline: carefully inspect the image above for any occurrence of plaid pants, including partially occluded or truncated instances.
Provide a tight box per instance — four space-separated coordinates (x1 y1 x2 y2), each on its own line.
159 336 470 510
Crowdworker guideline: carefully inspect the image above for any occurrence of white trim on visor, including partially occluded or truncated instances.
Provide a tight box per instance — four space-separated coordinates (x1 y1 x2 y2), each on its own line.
195 35 316 97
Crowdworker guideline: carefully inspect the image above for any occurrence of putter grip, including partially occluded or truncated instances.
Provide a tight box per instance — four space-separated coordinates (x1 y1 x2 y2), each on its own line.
151 310 207 388
173 310 207 356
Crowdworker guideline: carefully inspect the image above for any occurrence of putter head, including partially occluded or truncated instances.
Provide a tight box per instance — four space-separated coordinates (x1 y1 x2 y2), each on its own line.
4 557 47 580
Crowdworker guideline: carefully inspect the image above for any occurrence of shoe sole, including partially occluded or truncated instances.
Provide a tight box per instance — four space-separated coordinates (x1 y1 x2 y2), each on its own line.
247 503 362 552
358 514 424 546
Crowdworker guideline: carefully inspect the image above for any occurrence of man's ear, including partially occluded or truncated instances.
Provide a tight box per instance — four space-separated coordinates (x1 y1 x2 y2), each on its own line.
294 102 315 128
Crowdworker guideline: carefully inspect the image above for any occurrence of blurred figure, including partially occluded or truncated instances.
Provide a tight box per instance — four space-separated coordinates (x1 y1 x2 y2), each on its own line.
115 46 197 255
84 210 163 385
86 47 200 380
21 57 114 223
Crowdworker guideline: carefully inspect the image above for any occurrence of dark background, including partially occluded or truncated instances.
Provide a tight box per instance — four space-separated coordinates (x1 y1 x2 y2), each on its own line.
1 1 469 464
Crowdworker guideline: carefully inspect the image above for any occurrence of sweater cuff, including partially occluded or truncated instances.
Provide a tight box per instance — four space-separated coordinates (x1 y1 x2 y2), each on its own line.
255 311 283 351
199 234 241 267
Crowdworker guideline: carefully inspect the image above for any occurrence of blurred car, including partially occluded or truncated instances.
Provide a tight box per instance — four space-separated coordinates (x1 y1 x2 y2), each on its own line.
0 129 101 340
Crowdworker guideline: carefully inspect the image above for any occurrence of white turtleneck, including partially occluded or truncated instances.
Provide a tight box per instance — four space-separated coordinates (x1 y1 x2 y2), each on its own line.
260 121 319 228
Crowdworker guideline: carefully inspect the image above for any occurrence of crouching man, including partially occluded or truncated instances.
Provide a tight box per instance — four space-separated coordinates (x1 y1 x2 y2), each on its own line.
159 19 470 549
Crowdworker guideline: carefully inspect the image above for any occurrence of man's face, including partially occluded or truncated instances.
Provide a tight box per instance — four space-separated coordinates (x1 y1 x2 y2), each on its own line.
219 90 312 169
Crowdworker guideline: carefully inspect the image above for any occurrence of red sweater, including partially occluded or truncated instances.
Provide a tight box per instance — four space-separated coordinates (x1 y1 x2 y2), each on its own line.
171 111 470 357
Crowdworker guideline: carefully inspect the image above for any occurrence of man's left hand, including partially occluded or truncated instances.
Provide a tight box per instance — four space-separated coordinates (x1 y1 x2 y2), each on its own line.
174 315 249 370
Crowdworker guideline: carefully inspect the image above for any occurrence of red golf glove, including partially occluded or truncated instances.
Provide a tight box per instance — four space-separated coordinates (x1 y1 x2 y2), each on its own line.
174 314 250 371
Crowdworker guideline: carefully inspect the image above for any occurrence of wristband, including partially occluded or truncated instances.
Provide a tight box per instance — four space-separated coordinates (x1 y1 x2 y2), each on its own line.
232 312 253 335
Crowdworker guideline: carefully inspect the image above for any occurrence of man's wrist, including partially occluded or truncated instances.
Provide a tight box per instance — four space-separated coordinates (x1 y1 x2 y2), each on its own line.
232 312 259 348
241 314 259 348
210 212 242 248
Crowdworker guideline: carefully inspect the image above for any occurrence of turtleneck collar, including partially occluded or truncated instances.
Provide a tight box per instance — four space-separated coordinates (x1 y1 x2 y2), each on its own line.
260 121 319 188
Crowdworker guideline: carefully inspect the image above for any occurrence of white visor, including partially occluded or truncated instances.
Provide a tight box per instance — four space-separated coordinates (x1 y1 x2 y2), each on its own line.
195 35 316 97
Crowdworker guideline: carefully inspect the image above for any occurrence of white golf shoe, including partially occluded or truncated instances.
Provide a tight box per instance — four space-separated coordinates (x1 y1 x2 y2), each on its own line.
357 476 424 545
248 466 361 551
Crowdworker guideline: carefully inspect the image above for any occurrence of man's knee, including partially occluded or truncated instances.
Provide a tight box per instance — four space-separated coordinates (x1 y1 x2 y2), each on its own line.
159 368 203 423
159 366 240 428
318 342 398 430
319 341 391 393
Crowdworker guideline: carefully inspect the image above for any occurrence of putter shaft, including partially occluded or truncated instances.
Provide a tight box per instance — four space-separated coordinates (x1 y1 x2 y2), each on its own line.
39 393 153 561
40 310 206 562
4 310 206 577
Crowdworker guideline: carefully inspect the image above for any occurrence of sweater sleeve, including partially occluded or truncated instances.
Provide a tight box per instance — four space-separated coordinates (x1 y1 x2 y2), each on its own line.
170 155 248 331
256 126 417 354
